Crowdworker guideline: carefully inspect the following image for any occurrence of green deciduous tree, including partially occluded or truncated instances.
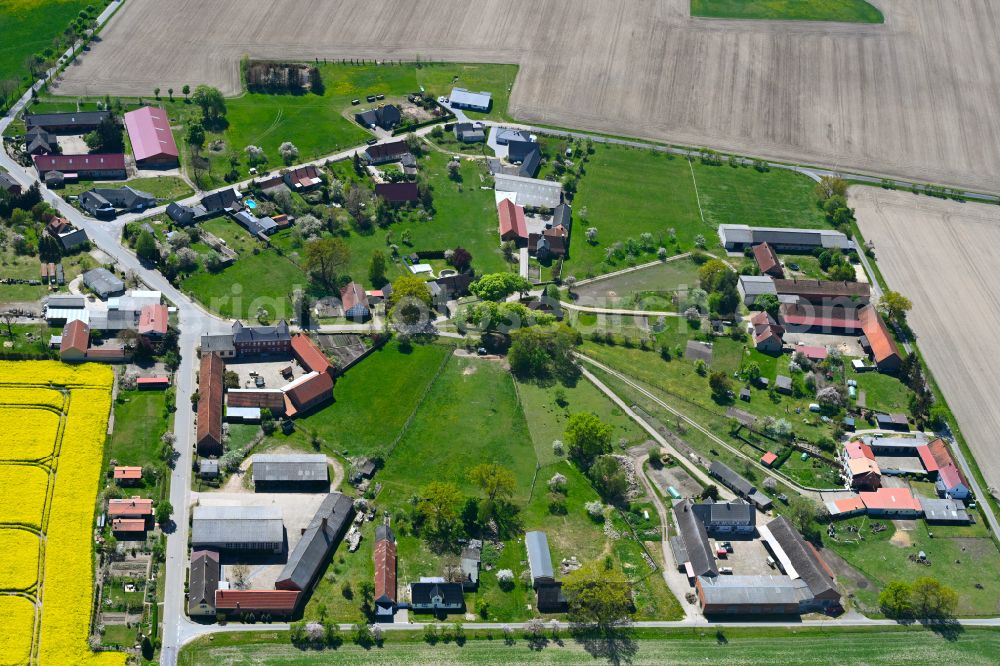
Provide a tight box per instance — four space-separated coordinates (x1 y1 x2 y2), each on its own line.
304 237 350 291
878 580 913 618
565 412 612 470
470 272 531 302
877 290 912 326
193 85 227 122
507 324 579 382
416 481 464 544
135 230 158 264
589 455 628 503
368 250 387 287
563 564 633 630
389 274 433 326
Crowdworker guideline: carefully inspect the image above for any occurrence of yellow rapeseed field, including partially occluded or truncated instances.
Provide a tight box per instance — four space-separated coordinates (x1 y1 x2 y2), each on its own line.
0 595 35 666
0 464 48 529
0 529 40 591
0 387 64 410
0 408 59 461
0 362 125 665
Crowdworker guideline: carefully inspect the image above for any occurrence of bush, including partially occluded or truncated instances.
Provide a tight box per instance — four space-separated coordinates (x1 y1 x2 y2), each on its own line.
585 500 605 521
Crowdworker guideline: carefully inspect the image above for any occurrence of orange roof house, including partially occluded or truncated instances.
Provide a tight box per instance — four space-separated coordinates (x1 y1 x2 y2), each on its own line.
760 452 778 467
60 319 90 360
214 589 300 615
113 466 143 482
752 242 783 278
859 305 902 372
859 488 922 515
291 334 333 375
138 303 169 337
108 497 153 517
497 198 527 241
197 353 225 456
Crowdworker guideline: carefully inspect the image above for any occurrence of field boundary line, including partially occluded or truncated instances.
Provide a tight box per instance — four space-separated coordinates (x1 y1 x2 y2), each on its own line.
385 347 453 456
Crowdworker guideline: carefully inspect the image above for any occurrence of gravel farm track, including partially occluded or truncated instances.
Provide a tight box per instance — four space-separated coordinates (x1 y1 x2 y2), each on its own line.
55 0 1000 193
852 187 1000 493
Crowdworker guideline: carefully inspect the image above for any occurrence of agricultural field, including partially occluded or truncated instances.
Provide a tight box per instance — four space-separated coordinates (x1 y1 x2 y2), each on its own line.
178 626 1000 666
852 187 1000 493
0 361 124 665
55 1 1000 192
690 0 884 22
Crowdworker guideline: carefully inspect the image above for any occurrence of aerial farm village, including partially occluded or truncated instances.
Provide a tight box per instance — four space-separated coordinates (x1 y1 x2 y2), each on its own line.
3 1 1000 665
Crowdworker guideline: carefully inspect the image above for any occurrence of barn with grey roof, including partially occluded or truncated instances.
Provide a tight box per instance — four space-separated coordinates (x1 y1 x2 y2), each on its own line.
191 505 284 553
275 493 354 594
251 454 329 491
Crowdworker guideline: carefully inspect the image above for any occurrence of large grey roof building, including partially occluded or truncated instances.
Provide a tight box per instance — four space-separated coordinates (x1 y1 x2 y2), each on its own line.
738 275 777 306
762 516 841 610
697 575 811 615
83 268 125 299
188 549 220 617
494 174 562 209
525 530 555 584
252 454 329 489
709 461 773 511
191 505 284 553
719 225 851 251
449 88 492 112
275 493 354 594
670 499 718 578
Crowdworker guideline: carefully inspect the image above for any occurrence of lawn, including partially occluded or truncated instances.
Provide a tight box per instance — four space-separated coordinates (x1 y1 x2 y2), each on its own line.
0 322 54 357
261 341 451 458
569 145 704 278
569 257 702 308
849 365 914 414
0 0 103 94
61 176 193 202
825 515 1000 616
568 145 831 279
0 245 95 302
691 0 884 22
379 355 537 503
691 163 829 229
107 389 170 496
178 626 1000 665
516 377 647 467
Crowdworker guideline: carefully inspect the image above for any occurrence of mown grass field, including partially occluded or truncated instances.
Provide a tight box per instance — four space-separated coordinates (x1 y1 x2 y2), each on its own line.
0 0 92 87
106 389 169 497
826 515 1000 616
567 145 834 279
691 0 884 22
178 626 1000 665
298 344 678 623
61 176 193 202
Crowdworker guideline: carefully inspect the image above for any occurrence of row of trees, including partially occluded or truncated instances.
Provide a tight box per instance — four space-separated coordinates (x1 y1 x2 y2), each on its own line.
879 577 958 619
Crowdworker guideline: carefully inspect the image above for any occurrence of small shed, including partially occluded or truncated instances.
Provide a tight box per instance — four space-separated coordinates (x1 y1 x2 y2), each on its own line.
199 459 220 479
775 375 792 395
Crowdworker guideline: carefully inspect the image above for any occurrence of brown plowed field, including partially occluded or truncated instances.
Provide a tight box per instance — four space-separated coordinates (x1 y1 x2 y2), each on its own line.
56 0 1000 192
852 186 1000 491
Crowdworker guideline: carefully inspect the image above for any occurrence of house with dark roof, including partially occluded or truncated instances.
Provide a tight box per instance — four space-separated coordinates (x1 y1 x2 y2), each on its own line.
375 182 419 204
774 279 870 305
0 173 21 195
197 352 225 456
752 242 783 278
233 209 278 237
920 497 971 524
232 320 291 355
188 550 221 617
340 282 370 321
763 516 841 612
200 187 242 213
409 582 464 612
166 202 211 225
454 122 486 143
696 575 811 615
709 461 772 511
283 164 322 191
275 493 354 595
355 105 402 131
24 128 56 156
506 140 542 178
364 141 409 165
691 501 756 538
374 525 397 620
25 111 110 133
434 273 474 300
45 218 89 251
200 333 236 358
670 499 719 579
719 225 851 252
528 225 568 260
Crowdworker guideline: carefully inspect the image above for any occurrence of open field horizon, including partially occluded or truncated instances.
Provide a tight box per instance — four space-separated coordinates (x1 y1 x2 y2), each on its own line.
53 0 1000 192
852 186 1000 493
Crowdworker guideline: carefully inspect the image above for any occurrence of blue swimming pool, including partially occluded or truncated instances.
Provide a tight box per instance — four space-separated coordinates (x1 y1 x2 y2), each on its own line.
246 199 257 209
